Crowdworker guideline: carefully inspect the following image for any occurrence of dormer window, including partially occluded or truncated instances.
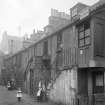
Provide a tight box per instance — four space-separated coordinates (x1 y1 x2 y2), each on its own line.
71 8 77 17
70 3 89 21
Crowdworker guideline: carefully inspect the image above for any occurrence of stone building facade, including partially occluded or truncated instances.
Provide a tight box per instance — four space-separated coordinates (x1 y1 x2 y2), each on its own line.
3 1 105 105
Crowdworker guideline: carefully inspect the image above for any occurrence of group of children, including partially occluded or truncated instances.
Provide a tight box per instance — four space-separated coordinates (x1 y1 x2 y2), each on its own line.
15 81 52 102
37 87 44 101
36 81 49 102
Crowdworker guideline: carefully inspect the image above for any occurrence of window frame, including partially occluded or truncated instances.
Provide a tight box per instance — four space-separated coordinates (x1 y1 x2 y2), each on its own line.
78 21 91 48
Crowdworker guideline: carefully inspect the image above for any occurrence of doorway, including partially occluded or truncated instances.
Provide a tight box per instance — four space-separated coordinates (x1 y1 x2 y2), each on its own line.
30 69 34 95
92 71 104 94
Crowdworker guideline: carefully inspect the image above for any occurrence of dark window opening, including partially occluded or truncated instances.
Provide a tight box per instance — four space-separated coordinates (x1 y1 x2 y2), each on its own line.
43 41 48 55
57 32 63 50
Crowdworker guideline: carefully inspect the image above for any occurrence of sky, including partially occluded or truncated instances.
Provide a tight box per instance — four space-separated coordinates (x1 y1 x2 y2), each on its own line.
0 0 99 41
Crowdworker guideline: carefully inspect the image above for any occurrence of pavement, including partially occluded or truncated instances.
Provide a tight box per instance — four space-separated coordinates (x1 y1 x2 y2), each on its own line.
0 86 57 105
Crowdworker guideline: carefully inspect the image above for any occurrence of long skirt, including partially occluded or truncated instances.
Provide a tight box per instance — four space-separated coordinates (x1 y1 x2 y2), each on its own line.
37 96 40 102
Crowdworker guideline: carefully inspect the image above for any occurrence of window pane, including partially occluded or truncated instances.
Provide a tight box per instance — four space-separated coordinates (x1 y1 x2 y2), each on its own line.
79 31 84 39
85 37 90 45
79 39 84 47
85 29 90 37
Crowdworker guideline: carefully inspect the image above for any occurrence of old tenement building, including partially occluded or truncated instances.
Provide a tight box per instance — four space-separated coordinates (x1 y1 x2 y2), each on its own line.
2 1 105 105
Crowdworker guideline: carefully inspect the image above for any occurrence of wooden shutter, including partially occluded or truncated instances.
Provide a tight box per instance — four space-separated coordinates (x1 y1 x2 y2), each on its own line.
94 18 105 57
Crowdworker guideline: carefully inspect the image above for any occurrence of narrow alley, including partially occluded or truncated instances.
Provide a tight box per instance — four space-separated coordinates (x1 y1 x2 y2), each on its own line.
0 86 55 105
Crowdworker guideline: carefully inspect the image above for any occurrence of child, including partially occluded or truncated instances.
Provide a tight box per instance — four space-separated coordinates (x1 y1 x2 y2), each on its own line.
37 88 42 102
16 88 22 102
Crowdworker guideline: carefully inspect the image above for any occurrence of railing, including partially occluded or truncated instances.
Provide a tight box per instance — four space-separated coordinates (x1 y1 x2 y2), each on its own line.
49 48 79 93
56 47 78 69
77 93 105 105
62 47 78 67
94 93 105 105
77 95 89 105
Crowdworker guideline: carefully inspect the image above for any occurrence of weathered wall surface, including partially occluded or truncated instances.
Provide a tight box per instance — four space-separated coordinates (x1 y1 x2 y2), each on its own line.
63 26 77 49
49 68 77 105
